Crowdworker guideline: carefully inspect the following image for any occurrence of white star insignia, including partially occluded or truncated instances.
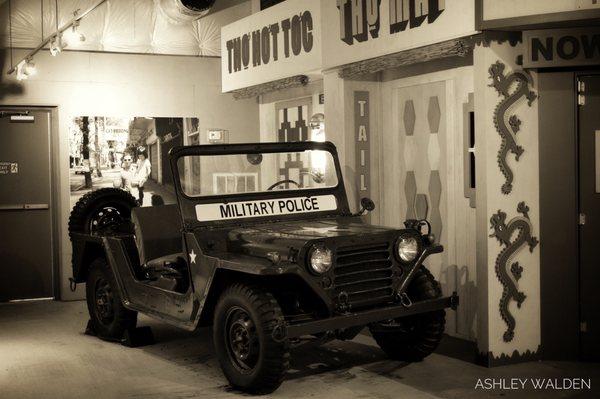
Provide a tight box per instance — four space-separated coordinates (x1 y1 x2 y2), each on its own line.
189 249 197 264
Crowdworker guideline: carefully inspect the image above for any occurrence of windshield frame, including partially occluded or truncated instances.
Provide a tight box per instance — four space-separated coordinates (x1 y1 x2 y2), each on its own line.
169 141 350 227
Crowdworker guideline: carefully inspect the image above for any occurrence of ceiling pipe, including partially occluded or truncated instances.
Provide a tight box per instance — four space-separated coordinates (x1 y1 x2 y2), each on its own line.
156 0 217 24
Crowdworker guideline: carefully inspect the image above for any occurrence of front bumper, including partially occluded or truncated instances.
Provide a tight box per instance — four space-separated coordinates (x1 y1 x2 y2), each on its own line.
284 292 459 339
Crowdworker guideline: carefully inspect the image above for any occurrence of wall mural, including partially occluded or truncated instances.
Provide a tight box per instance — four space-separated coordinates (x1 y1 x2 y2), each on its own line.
489 202 539 342
69 116 196 208
488 61 537 195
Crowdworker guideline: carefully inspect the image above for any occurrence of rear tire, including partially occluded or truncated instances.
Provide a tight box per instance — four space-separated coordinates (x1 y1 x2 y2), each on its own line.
369 267 446 362
86 258 137 340
69 188 137 237
213 283 290 394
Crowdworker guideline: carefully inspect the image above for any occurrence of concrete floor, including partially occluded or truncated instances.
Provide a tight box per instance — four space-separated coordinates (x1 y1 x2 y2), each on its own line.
1 301 598 399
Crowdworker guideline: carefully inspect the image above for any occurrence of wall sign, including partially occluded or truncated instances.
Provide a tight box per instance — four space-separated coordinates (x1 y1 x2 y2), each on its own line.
221 0 321 92
354 91 370 199
338 0 445 44
0 162 18 175
207 129 229 144
323 0 475 70
523 28 600 69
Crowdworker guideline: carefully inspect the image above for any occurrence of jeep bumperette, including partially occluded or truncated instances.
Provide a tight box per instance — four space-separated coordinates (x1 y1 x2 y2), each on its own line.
69 141 458 394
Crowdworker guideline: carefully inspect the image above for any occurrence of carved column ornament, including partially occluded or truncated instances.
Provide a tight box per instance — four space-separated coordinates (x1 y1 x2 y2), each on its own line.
488 61 537 195
489 202 538 342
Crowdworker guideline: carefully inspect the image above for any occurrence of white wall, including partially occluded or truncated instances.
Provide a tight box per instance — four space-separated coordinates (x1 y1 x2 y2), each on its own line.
1 49 259 300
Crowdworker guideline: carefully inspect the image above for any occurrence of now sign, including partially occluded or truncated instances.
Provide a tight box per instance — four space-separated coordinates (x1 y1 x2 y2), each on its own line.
524 28 600 68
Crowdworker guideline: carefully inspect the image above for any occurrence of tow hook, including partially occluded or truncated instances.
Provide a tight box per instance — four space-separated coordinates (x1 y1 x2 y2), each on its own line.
399 292 412 308
68 277 78 292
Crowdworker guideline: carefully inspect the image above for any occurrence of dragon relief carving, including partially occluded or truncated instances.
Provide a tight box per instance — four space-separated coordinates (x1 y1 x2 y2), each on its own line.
488 61 537 195
490 202 538 342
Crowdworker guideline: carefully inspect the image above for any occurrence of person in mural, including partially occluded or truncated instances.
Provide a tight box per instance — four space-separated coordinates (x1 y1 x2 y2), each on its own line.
134 146 151 206
119 154 136 196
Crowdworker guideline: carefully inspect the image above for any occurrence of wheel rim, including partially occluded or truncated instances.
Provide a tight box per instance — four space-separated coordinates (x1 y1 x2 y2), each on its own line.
88 206 125 234
224 307 260 373
94 277 115 325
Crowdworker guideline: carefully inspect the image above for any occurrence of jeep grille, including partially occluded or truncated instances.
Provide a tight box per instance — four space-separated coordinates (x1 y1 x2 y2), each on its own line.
334 242 395 310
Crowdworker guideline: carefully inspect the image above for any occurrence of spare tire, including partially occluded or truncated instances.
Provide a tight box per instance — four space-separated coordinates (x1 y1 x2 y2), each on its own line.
69 188 138 238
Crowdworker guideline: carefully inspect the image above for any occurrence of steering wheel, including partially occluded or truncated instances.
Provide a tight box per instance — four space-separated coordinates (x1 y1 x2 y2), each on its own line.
267 179 300 191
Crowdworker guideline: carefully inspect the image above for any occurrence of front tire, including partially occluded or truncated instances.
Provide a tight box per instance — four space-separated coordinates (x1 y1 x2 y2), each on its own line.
369 268 446 362
213 283 290 394
86 258 137 340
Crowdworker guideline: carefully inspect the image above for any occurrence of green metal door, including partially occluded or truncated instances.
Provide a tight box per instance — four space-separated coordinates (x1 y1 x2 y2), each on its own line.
0 109 54 301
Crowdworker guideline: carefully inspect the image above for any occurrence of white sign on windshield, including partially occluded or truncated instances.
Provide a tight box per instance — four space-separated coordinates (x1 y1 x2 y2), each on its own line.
195 195 337 222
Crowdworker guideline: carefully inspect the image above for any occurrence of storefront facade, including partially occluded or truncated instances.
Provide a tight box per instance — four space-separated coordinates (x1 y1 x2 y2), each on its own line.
222 0 600 365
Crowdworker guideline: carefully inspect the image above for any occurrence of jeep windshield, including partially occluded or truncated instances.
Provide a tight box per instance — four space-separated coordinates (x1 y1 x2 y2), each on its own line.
174 144 345 223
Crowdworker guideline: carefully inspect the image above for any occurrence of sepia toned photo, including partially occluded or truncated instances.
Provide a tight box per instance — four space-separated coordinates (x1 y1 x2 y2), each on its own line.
1 0 599 398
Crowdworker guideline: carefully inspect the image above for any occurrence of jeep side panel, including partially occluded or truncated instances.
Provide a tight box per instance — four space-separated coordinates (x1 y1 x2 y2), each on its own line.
102 237 199 329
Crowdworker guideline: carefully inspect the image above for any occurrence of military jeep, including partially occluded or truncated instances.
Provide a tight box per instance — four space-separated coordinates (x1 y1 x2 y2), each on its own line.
69 141 458 394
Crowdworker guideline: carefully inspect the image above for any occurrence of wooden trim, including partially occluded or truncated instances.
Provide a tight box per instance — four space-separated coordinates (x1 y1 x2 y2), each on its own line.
337 37 474 80
475 0 483 31
480 9 600 31
231 75 309 100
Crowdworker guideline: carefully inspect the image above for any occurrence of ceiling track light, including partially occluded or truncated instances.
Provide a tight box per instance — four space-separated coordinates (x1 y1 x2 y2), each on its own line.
6 0 107 77
16 57 36 81
49 34 64 56
63 19 86 45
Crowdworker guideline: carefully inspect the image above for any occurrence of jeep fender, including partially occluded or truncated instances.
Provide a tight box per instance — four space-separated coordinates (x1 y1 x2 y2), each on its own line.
196 263 332 327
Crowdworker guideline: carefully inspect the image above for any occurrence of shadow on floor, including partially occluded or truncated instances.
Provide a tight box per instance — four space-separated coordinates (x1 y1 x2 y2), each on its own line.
136 319 393 383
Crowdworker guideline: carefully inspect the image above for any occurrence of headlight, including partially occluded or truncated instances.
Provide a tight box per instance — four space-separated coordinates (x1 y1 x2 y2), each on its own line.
309 245 333 274
396 235 420 263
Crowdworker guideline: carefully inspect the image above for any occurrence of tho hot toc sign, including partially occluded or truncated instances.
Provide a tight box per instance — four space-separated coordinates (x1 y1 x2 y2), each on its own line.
523 28 600 68
221 0 321 93
323 0 475 70
355 92 370 199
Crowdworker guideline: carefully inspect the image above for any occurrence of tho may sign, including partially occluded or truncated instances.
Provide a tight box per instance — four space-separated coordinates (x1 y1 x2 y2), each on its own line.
323 0 475 70
524 28 600 68
221 0 321 93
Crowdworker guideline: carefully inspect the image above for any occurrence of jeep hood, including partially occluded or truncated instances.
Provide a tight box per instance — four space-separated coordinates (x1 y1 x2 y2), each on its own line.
226 218 396 262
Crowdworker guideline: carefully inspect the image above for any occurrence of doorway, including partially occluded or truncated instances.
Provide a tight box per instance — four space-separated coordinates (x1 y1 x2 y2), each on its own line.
0 108 55 302
578 75 600 361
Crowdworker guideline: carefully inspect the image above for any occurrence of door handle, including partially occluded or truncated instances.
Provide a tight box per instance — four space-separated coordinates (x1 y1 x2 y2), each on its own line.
0 204 49 210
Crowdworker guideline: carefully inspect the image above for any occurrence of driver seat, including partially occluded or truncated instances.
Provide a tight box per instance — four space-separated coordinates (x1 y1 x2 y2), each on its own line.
131 205 186 290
